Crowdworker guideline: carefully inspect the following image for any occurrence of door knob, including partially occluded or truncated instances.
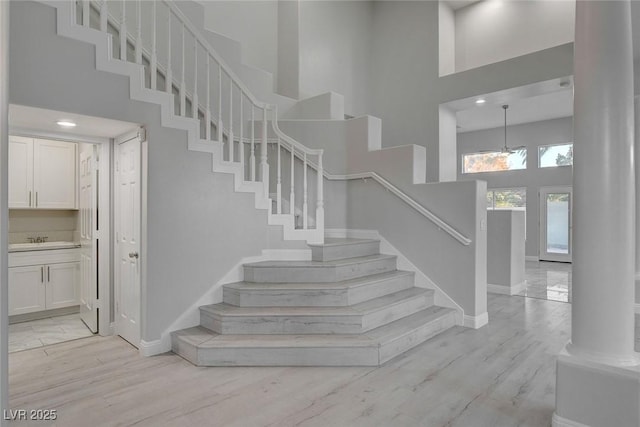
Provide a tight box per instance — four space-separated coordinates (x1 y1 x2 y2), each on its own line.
128 252 139 259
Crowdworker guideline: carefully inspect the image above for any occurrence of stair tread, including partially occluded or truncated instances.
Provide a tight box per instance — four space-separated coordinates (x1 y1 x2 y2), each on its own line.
202 287 431 317
224 270 414 291
243 254 395 268
307 238 379 248
174 306 455 349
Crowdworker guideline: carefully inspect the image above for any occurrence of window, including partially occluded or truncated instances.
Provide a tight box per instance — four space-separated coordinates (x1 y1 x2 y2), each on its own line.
462 149 527 174
486 187 526 210
538 143 573 168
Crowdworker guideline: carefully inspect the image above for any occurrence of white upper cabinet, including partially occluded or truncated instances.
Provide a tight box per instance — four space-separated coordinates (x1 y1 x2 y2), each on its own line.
8 136 34 208
9 136 77 209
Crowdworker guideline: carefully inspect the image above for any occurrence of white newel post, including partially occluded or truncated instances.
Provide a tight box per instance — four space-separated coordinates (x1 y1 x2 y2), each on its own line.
261 107 269 199
0 0 9 422
316 151 324 234
554 1 640 426
635 95 640 314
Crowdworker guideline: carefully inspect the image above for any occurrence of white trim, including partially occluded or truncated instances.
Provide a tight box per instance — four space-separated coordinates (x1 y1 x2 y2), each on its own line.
145 249 313 356
635 304 640 315
464 312 488 329
552 413 590 427
487 281 526 296
326 228 465 325
525 255 539 262
139 339 165 357
9 127 112 145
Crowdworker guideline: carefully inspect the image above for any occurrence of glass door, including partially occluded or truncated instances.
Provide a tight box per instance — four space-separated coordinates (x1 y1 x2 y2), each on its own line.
539 186 572 262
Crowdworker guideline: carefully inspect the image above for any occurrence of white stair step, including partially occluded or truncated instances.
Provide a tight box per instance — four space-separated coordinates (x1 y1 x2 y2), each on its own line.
199 288 433 335
243 254 397 283
308 238 380 261
171 306 456 366
223 270 415 307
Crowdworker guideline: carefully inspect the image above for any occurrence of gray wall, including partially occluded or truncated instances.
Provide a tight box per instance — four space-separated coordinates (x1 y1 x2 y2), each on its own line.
9 1 305 341
457 117 573 258
298 1 373 117
344 178 487 317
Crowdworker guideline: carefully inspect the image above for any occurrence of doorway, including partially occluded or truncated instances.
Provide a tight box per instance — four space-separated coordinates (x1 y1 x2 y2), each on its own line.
539 186 572 262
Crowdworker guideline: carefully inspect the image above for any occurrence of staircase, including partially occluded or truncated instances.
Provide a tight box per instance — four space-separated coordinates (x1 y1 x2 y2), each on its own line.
41 0 460 364
171 238 456 366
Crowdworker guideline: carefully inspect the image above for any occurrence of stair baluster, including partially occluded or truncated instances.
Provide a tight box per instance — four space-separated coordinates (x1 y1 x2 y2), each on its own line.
82 0 90 27
303 152 308 229
192 41 198 121
99 0 107 32
135 0 142 64
290 144 295 216
250 106 256 181
165 8 172 95
217 65 223 143
277 137 282 214
205 55 211 140
228 82 234 162
119 0 126 61
180 24 186 116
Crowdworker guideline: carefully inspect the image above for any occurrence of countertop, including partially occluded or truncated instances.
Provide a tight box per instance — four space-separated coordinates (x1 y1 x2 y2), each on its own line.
8 241 81 253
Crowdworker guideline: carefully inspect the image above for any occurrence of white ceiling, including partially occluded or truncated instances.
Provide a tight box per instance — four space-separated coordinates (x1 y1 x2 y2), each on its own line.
456 89 573 133
443 0 483 11
9 105 139 139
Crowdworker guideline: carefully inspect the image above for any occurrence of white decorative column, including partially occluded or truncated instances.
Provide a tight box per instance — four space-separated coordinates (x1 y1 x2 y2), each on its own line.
554 1 640 426
0 0 9 424
636 95 640 314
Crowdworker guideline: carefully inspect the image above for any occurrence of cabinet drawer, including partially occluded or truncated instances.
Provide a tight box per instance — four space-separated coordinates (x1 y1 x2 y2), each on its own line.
9 249 80 267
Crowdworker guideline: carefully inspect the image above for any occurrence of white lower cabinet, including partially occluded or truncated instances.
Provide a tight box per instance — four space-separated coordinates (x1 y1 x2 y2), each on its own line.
8 250 80 316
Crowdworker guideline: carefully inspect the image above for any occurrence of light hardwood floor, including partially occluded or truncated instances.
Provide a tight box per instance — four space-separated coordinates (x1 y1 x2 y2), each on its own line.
8 295 637 427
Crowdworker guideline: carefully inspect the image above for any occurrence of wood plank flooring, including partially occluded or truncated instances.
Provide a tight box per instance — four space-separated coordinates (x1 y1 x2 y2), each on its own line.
7 295 635 427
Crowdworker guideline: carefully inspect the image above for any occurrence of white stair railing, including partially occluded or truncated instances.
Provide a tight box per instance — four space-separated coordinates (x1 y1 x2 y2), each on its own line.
78 0 324 234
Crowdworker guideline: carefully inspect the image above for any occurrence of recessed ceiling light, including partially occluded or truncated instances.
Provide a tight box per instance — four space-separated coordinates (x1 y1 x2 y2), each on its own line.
56 120 77 128
475 99 486 105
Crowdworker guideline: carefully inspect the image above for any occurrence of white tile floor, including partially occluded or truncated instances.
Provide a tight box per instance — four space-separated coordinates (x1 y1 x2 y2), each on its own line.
516 260 572 303
9 313 94 353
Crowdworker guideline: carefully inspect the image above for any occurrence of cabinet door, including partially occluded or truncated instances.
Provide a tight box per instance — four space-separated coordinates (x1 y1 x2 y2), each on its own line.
46 262 80 310
8 136 34 208
8 265 46 315
33 139 77 209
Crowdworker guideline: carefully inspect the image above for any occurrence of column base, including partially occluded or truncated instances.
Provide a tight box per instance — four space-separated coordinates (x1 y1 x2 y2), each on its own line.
555 345 640 427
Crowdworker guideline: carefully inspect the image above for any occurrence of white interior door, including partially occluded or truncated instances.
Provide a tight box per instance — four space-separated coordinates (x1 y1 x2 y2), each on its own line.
540 186 572 262
115 134 141 348
79 143 98 333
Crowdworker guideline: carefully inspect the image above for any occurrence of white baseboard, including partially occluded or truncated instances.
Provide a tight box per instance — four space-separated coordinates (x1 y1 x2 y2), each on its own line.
139 339 168 357
487 281 526 296
552 413 590 427
464 312 488 329
525 256 539 262
324 228 380 240
635 303 640 315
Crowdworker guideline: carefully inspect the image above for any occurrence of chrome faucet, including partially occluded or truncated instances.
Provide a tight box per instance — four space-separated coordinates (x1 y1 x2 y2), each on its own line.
27 236 49 243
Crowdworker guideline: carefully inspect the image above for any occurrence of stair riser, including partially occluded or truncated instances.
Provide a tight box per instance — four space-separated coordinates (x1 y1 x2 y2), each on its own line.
379 311 457 364
223 273 415 307
243 257 397 283
223 287 347 307
200 312 362 334
362 293 433 331
192 346 379 366
348 273 415 306
311 241 380 262
200 292 431 335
